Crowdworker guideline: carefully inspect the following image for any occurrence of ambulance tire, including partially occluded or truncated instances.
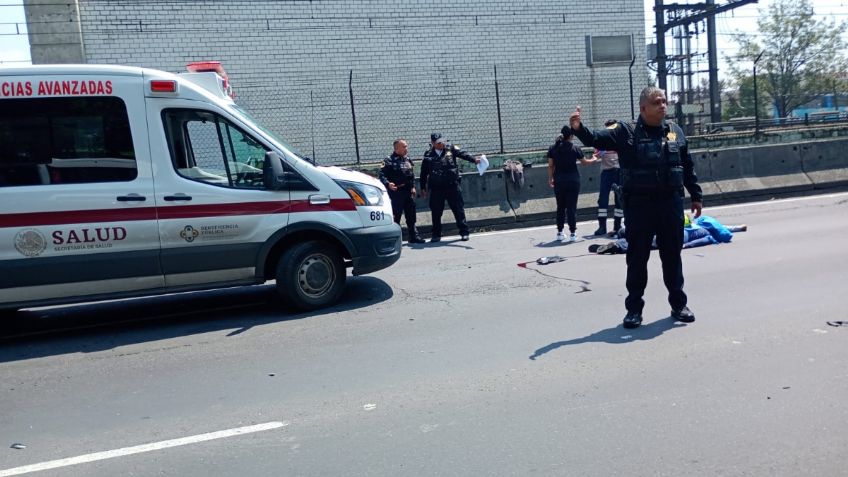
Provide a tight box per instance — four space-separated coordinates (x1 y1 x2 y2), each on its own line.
276 240 346 310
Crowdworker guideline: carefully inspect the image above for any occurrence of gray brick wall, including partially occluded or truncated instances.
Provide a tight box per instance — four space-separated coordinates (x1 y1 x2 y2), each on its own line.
76 0 649 165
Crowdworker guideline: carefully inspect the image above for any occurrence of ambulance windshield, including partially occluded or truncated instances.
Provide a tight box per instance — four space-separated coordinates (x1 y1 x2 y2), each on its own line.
230 105 312 163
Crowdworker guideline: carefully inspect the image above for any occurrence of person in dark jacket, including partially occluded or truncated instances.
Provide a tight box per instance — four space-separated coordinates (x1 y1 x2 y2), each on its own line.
419 133 480 242
570 86 703 329
547 126 592 242
379 138 424 244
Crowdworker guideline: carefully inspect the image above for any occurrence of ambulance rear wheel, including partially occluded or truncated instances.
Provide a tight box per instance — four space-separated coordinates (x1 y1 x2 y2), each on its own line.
276 240 346 310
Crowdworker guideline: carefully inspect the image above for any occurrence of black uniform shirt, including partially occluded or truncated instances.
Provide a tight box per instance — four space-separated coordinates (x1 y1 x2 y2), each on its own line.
573 117 702 202
420 144 476 190
379 152 415 190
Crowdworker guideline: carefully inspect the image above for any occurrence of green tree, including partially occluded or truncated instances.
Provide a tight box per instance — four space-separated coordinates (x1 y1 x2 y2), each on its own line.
722 75 770 120
728 0 848 118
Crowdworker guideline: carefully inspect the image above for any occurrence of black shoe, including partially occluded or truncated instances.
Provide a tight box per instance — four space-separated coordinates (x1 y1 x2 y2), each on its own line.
429 236 441 243
597 242 622 254
593 227 607 236
623 312 643 329
408 236 426 244
460 235 469 241
588 244 601 253
671 306 695 323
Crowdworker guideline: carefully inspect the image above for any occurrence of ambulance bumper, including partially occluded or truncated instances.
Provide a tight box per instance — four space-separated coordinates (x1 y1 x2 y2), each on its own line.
345 223 402 275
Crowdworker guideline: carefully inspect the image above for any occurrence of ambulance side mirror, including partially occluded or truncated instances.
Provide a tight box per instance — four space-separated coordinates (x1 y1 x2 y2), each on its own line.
263 151 287 190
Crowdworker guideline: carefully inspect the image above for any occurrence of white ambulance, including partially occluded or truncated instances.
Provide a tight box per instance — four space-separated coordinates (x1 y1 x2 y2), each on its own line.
0 62 401 313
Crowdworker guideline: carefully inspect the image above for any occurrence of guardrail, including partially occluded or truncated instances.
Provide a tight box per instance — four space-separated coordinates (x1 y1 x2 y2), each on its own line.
704 111 848 134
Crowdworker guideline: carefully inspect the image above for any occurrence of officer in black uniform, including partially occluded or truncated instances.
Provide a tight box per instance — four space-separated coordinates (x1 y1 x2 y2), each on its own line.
570 87 703 329
419 133 480 242
379 138 424 244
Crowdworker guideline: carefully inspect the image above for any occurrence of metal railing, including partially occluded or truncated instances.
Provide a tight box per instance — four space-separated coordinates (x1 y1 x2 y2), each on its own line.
703 111 848 135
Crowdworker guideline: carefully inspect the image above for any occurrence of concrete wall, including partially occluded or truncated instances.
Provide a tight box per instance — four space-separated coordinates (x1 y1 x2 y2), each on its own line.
407 137 848 233
24 0 85 64
26 0 648 165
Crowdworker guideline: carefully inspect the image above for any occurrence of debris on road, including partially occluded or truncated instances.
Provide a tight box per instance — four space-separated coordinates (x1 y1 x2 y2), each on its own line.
10 443 26 450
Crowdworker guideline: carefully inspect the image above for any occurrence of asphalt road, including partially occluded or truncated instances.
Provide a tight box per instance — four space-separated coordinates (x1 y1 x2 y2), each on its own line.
2 192 847 477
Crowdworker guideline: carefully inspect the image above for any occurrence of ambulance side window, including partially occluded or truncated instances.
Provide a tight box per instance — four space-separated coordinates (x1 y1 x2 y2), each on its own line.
162 109 269 190
0 97 137 187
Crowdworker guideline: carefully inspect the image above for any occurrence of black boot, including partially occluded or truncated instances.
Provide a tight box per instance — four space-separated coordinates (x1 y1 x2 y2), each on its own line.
612 217 622 234
671 306 695 323
593 218 607 236
623 312 643 329
407 226 425 244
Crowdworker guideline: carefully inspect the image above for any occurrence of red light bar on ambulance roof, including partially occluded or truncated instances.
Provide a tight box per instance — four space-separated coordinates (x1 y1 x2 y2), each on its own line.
186 60 234 99
150 80 177 93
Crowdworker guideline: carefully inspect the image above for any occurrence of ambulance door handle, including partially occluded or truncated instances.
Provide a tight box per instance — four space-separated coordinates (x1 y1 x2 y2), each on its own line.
117 194 147 202
164 194 193 202
309 194 331 205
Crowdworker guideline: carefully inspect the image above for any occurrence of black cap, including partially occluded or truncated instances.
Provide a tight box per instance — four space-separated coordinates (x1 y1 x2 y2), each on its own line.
561 125 573 137
430 132 442 142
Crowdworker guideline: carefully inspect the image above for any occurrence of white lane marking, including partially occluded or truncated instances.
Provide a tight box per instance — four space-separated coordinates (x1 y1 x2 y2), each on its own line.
470 191 848 239
0 421 287 477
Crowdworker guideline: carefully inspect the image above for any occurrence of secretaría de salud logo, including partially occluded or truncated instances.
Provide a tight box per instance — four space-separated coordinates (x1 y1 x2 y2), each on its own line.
14 229 47 257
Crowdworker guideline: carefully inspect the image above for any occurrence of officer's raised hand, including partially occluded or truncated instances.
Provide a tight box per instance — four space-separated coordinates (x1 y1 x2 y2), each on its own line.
569 106 582 130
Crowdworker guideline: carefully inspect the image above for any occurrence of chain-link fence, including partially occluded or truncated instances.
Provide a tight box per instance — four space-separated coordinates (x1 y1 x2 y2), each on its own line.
235 62 619 166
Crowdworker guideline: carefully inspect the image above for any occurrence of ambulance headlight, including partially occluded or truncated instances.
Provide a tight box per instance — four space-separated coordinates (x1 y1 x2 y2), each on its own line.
336 180 384 207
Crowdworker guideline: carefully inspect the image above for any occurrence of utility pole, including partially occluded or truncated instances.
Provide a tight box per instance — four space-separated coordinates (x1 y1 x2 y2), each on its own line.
654 0 758 123
655 0 667 91
706 0 721 122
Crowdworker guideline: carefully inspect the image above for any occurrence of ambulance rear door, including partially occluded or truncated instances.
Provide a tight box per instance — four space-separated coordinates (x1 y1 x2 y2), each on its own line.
0 71 164 306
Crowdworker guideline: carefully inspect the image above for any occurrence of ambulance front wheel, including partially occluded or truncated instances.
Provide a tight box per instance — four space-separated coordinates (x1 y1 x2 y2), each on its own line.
276 240 346 310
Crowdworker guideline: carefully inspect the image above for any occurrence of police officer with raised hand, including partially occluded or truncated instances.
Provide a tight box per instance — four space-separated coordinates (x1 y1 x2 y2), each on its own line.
570 87 703 329
419 133 480 242
380 138 425 244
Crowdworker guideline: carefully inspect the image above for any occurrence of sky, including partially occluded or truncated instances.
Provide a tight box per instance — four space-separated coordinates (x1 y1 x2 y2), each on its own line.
2 1 847 76
0 1 29 64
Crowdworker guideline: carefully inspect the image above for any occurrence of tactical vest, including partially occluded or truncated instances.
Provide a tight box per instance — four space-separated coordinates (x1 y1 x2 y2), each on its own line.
427 148 460 188
384 154 415 188
621 121 684 192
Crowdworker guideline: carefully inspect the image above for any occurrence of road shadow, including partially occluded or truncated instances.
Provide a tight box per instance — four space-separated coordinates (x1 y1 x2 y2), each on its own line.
0 276 393 363
529 317 688 360
415 239 473 250
534 238 588 248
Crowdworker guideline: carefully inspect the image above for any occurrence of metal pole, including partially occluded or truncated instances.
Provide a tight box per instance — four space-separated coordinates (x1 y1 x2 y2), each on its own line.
753 51 764 139
655 0 667 91
494 65 505 154
706 0 721 123
629 55 636 120
310 90 316 165
685 28 694 135
349 70 361 164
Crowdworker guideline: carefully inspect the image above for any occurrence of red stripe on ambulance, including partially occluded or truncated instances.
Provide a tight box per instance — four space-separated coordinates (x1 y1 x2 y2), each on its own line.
0 199 356 228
